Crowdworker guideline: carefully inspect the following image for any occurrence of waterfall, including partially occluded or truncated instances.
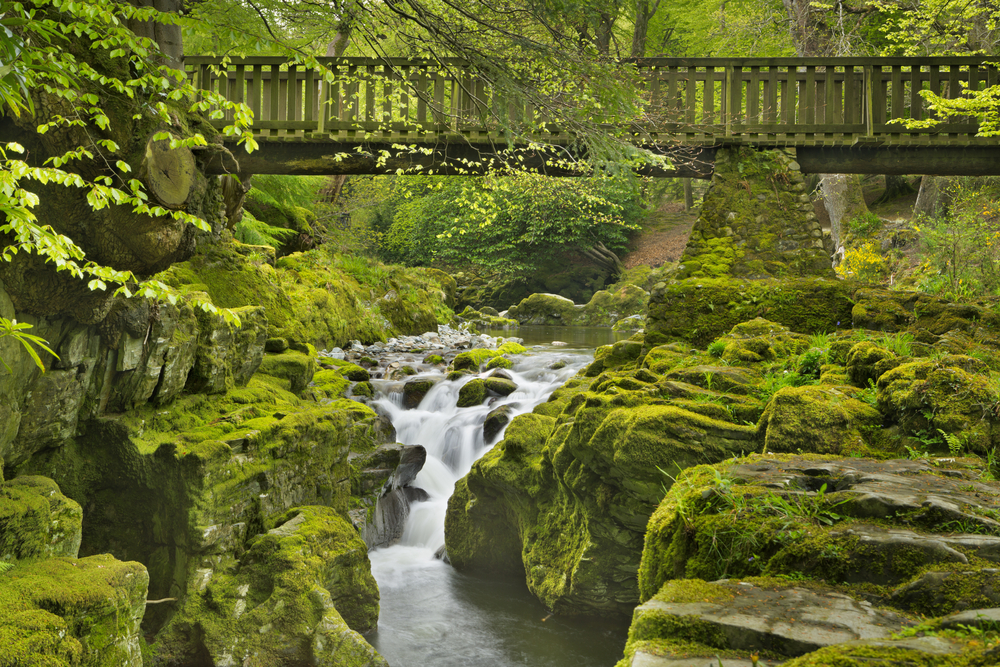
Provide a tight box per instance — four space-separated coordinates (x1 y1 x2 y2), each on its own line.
370 350 591 556
366 347 629 667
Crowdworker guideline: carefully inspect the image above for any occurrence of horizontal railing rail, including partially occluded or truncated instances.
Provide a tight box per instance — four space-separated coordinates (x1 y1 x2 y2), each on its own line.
184 56 1000 146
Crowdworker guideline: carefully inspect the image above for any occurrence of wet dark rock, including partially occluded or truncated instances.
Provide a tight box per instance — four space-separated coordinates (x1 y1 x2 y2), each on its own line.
402 378 437 409
484 405 513 443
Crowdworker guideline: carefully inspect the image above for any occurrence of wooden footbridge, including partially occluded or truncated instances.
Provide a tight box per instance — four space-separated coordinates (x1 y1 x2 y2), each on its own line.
185 56 1000 178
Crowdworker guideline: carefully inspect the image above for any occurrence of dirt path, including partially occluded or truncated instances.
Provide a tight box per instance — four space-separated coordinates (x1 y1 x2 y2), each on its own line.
622 202 697 269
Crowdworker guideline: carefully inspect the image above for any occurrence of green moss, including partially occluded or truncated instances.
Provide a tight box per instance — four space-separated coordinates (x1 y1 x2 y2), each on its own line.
0 554 147 667
457 379 487 407
646 277 855 348
485 356 513 370
154 506 383 667
256 350 316 395
758 385 883 456
877 358 1000 454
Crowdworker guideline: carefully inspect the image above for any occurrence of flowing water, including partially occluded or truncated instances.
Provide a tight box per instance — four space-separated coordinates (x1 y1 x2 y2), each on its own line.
368 342 630 667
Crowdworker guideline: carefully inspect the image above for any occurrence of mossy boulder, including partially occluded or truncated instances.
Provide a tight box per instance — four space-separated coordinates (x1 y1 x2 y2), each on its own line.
257 349 316 395
155 506 384 667
0 554 148 667
446 386 758 615
483 405 513 443
485 356 513 371
758 385 883 456
646 277 855 348
876 357 999 453
0 476 82 563
451 342 527 372
846 341 903 387
484 377 517 397
457 379 487 408
18 380 388 638
715 317 810 364
506 293 580 326
584 339 644 376
403 378 437 409
186 305 268 394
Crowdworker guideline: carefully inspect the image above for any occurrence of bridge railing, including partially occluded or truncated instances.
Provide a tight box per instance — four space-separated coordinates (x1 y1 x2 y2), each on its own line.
184 56 999 146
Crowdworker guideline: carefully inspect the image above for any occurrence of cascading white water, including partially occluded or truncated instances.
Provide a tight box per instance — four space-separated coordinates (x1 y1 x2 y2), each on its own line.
367 347 630 667
372 350 590 555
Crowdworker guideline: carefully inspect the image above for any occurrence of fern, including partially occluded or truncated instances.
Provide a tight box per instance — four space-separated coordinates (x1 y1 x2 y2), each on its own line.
939 429 967 457
249 175 327 212
0 561 14 574
234 210 297 248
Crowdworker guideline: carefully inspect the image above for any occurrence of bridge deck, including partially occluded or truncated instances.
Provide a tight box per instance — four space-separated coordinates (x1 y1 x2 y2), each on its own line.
186 56 1000 148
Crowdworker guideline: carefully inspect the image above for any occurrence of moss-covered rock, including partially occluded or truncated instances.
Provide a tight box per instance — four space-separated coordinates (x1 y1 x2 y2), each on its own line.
0 476 82 563
0 554 148 667
758 385 883 456
485 355 513 371
257 349 316 395
402 378 437 409
877 358 999 453
646 277 855 348
163 243 454 351
846 341 903 387
154 506 384 667
715 317 810 364
457 379 487 408
484 377 517 397
451 342 527 372
506 285 649 328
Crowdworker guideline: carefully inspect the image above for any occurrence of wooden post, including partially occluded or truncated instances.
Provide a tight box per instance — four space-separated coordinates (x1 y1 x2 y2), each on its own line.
864 64 875 137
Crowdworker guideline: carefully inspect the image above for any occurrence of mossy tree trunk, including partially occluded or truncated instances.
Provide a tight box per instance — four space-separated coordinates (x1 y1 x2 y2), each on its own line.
913 175 954 219
0 17 223 325
819 173 869 257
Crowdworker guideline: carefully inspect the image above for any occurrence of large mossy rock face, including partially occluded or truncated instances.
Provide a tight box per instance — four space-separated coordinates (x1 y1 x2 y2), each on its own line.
0 554 149 667
155 506 385 667
17 375 390 637
646 276 855 348
1 283 269 468
678 147 831 281
161 244 454 352
505 284 649 328
624 454 1000 666
0 476 82 562
448 285 1000 623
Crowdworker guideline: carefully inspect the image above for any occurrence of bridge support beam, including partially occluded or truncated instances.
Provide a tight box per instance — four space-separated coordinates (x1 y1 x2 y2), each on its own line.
207 140 715 179
797 145 1000 176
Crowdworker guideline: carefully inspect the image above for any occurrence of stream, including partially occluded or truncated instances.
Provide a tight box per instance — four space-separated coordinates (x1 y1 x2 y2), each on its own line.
367 334 630 667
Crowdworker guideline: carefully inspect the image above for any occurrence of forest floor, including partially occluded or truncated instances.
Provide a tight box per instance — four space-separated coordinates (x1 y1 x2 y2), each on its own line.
622 201 697 269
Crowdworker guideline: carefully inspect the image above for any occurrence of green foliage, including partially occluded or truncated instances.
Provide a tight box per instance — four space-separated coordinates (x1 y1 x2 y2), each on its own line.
913 178 1000 300
234 210 297 247
707 340 727 358
847 211 883 238
797 348 826 378
835 241 888 283
0 317 57 373
0 1 256 331
365 172 642 276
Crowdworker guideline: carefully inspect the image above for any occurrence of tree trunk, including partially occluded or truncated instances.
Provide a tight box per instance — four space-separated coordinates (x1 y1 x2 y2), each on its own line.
820 173 869 260
913 176 954 219
128 0 184 73
871 174 916 206
683 178 694 211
